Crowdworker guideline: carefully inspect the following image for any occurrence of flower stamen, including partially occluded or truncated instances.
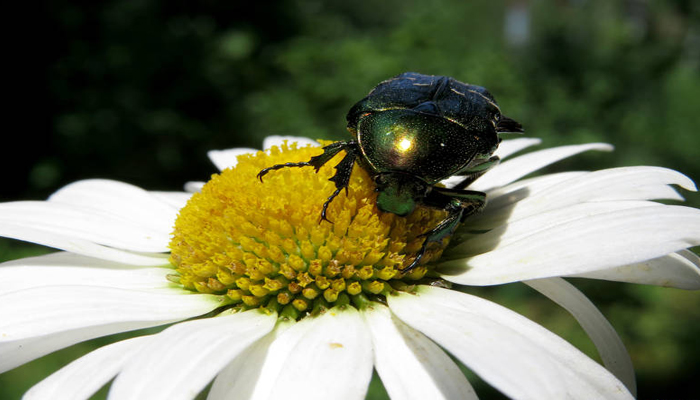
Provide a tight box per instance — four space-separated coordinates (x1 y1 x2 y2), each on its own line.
169 141 452 318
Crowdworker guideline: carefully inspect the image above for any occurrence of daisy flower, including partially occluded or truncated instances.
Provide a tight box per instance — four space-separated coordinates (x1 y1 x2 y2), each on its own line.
1 135 699 400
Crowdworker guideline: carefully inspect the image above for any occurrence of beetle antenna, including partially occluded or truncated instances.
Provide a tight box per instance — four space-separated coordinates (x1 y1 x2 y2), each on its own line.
496 115 524 133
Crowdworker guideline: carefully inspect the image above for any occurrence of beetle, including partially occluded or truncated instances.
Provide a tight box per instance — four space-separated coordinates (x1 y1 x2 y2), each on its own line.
257 72 523 273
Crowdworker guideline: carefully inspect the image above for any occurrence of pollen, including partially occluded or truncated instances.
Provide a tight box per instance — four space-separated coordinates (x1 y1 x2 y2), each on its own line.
169 141 450 315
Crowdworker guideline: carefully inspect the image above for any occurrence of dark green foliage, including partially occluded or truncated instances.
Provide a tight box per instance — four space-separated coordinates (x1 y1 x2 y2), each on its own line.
6 1 699 206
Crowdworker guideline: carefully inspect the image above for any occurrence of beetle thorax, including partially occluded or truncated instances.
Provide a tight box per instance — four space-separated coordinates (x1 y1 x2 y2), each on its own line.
357 109 493 184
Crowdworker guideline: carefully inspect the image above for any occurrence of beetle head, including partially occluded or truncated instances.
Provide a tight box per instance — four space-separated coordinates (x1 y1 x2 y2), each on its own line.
373 172 429 216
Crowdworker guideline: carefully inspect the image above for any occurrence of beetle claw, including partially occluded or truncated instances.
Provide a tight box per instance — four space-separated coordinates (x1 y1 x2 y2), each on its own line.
399 248 426 274
320 199 334 224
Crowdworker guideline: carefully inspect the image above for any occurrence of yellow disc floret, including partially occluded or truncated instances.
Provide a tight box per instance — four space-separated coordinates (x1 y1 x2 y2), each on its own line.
169 141 451 314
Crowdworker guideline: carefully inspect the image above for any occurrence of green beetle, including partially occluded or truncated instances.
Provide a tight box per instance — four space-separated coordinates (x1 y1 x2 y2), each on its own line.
258 72 522 272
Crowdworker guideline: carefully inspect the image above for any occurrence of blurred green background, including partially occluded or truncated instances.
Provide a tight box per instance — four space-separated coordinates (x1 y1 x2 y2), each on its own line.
1 0 698 399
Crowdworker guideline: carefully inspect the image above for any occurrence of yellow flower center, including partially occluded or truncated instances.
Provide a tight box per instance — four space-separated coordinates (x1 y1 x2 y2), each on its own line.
169 141 450 317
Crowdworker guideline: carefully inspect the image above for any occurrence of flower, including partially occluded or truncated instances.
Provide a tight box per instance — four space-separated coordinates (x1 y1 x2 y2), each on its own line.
1 135 699 399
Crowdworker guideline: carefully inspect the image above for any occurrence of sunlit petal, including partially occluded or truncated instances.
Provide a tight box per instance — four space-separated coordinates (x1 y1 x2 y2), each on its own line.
363 304 478 400
208 148 258 171
389 286 633 400
264 306 373 400
262 135 319 150
184 181 204 193
0 202 169 253
443 137 544 188
441 205 700 285
242 316 316 400
149 191 192 210
470 166 694 234
525 278 636 395
453 201 661 257
48 179 179 233
110 309 276 400
493 137 542 159
572 250 700 289
0 286 222 372
0 251 141 269
505 167 695 223
470 143 613 192
466 171 587 230
0 223 169 266
0 262 173 295
23 336 151 400
207 319 295 400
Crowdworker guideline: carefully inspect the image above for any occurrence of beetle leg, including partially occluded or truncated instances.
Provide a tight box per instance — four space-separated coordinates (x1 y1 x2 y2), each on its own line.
320 146 358 223
400 189 485 273
256 140 360 224
451 155 499 190
256 141 353 181
434 188 488 223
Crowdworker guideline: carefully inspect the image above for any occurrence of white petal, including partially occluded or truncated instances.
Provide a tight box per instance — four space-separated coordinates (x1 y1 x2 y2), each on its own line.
495 167 696 225
0 286 222 372
388 286 633 400
0 251 137 269
562 166 697 198
0 260 174 295
149 191 191 210
572 250 700 289
441 205 700 285
452 201 662 257
0 223 170 266
362 304 477 400
262 136 319 150
23 336 151 400
0 202 169 252
208 319 295 400
524 278 636 396
486 171 586 202
110 309 276 400
441 175 469 189
470 143 613 192
443 139 545 188
241 315 316 400
207 148 258 171
493 137 542 159
184 181 204 193
466 172 587 230
264 306 373 400
48 179 179 234
441 138 542 188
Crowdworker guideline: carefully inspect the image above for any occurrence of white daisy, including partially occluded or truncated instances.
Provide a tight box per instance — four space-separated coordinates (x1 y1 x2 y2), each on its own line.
1 135 699 400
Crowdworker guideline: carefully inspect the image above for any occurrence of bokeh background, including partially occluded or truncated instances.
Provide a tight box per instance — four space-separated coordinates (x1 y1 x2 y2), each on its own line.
1 0 698 399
